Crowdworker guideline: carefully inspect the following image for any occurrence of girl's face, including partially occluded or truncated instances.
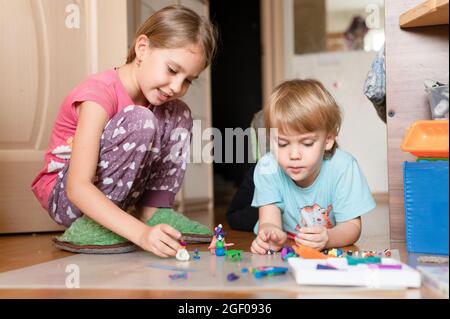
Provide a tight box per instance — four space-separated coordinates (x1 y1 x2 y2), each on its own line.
135 36 206 106
272 129 335 188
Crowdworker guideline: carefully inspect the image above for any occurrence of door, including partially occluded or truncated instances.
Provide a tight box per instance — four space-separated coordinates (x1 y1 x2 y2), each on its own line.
0 0 128 233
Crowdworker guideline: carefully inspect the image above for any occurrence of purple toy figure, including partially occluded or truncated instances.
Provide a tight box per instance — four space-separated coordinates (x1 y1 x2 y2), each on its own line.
208 224 234 255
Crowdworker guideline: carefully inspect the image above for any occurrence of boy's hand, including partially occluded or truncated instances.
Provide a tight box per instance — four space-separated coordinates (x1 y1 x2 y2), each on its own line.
251 225 287 254
138 224 182 258
295 225 329 250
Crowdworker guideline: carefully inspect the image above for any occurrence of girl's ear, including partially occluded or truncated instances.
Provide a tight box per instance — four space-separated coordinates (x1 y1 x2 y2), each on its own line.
134 35 149 61
324 134 336 151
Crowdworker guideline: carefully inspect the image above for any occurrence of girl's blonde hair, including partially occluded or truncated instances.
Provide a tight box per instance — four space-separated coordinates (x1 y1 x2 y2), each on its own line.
127 5 218 68
264 79 342 158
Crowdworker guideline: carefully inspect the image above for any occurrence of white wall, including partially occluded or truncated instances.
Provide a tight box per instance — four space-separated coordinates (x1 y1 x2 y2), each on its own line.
289 51 388 193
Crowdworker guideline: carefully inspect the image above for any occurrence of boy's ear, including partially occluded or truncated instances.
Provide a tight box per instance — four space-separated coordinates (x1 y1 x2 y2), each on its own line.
324 134 336 151
134 35 149 60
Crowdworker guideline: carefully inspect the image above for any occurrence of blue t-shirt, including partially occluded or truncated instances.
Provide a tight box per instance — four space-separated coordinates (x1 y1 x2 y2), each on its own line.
251 149 376 234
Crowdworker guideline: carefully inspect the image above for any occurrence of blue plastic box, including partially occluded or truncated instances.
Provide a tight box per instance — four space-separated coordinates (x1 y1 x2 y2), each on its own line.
403 161 449 255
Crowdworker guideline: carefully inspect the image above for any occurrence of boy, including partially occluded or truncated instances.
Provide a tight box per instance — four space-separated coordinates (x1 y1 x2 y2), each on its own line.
251 79 375 254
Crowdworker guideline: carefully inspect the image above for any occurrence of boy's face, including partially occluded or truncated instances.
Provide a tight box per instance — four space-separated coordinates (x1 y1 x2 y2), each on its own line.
272 129 335 188
135 37 205 106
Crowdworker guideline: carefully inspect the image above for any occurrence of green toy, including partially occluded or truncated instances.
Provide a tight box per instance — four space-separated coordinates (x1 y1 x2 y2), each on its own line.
225 249 243 262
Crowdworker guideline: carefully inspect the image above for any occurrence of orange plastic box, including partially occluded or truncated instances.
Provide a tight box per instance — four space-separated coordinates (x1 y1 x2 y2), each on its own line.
401 120 449 158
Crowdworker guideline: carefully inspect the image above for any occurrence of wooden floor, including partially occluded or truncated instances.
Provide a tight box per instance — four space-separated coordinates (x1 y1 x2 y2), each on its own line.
0 205 443 298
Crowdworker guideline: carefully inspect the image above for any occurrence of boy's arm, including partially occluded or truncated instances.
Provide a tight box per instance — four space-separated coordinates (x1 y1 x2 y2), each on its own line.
325 217 362 248
66 101 149 245
259 204 287 249
251 204 286 254
258 204 283 230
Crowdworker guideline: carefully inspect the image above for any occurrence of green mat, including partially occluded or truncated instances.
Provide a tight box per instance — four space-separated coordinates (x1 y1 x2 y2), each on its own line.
57 208 213 246
145 208 213 236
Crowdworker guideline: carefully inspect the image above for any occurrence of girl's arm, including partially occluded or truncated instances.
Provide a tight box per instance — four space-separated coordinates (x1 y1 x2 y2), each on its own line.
325 217 361 248
66 102 181 257
66 101 148 244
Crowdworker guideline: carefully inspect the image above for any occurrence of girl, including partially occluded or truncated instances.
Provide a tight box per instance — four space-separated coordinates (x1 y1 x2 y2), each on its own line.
31 5 218 258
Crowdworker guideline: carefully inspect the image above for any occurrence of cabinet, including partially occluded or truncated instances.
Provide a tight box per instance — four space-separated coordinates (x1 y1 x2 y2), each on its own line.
385 0 449 243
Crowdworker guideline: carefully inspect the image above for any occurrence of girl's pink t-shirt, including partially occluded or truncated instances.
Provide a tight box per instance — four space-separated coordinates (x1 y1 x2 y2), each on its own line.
31 69 144 210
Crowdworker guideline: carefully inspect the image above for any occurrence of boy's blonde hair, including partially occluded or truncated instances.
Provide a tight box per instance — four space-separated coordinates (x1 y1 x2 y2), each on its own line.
127 5 218 68
264 79 342 158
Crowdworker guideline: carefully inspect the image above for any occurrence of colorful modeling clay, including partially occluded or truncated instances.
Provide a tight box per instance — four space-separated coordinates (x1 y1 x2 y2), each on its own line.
227 272 240 281
293 245 328 259
251 266 288 279
176 248 190 261
346 255 381 265
281 246 297 261
169 272 188 280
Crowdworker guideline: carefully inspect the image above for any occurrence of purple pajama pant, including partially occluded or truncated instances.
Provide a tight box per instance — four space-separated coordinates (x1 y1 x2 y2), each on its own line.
48 101 193 227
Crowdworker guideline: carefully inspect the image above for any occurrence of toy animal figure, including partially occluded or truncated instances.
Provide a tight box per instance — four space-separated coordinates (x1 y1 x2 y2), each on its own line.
296 204 333 230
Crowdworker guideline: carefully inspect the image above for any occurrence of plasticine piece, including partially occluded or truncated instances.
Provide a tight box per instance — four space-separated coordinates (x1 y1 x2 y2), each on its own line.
281 246 297 261
215 247 225 256
328 248 338 257
346 255 381 265
169 272 188 280
176 248 190 261
292 245 329 259
227 272 240 281
252 266 289 279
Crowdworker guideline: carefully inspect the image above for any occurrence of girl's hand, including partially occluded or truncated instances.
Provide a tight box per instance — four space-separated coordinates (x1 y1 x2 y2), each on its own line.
251 225 287 254
295 225 329 250
138 224 183 258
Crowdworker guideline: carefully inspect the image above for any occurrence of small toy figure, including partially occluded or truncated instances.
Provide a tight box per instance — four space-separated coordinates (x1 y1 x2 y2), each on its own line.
225 249 243 262
208 224 234 255
193 248 200 260
176 248 190 261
